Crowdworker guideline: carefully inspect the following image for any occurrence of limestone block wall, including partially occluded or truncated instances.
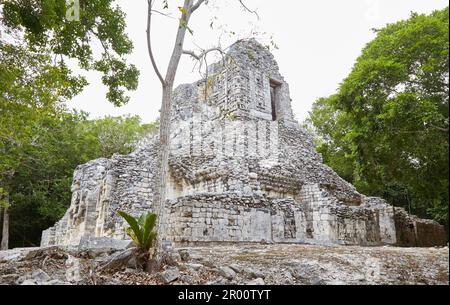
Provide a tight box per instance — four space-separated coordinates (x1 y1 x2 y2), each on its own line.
42 159 110 246
41 144 158 246
166 195 273 243
168 112 281 200
362 197 397 244
165 184 395 246
100 145 159 240
394 209 447 247
171 116 280 162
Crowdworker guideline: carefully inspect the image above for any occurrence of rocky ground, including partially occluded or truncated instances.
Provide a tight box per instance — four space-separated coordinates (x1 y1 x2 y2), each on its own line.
0 242 448 285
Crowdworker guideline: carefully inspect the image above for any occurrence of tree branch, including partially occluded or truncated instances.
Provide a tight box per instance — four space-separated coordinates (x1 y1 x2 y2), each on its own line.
429 123 449 132
190 0 207 13
147 0 166 86
89 29 112 62
182 47 225 61
182 50 201 61
151 9 176 19
238 0 259 20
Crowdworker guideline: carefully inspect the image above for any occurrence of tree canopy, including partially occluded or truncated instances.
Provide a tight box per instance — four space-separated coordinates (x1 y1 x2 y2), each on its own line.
307 7 449 226
0 0 145 248
1 0 139 106
1 109 157 247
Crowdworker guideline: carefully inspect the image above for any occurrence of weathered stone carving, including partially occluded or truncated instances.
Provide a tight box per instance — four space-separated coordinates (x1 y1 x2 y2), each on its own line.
41 39 446 248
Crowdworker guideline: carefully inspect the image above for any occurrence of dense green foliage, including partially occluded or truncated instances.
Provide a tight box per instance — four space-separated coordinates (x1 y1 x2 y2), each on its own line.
118 211 158 252
1 0 139 106
307 8 449 227
0 0 145 248
1 107 156 247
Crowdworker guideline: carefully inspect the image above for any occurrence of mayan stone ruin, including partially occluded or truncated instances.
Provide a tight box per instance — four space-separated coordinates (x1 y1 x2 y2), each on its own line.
41 39 446 248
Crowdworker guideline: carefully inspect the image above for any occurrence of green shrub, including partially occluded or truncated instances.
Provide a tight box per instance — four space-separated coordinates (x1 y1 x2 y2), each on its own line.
118 211 157 252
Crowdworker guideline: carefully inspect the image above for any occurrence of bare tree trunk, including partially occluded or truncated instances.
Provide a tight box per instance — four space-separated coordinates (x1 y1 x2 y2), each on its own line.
1 205 9 250
148 85 173 273
143 0 255 274
146 0 201 273
0 206 2 246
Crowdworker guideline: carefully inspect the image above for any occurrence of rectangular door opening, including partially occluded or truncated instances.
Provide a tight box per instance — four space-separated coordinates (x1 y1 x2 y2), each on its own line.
270 80 281 121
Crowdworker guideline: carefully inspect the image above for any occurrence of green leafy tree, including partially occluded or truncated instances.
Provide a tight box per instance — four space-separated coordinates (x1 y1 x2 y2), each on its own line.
1 102 157 248
308 7 449 226
1 0 141 249
1 0 139 106
78 115 158 158
305 96 356 184
0 37 85 248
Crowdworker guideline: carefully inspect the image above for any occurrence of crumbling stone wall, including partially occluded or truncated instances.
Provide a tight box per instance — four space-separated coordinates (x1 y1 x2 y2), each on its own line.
41 144 159 246
394 209 447 247
42 39 446 248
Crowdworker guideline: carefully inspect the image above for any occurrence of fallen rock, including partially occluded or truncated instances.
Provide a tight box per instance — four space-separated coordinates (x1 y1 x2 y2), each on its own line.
228 263 243 274
77 236 132 253
165 251 182 266
201 260 216 268
246 268 265 279
246 278 265 285
179 274 196 284
44 279 71 285
159 268 180 284
178 249 190 261
0 252 23 263
309 276 326 285
31 269 51 283
185 263 204 271
1 243 448 285
126 255 140 269
206 277 227 285
99 248 134 271
219 266 236 280
15 269 52 284
65 255 82 283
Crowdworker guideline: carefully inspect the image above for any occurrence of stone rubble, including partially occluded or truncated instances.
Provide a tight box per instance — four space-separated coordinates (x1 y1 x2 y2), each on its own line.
0 241 447 285
247 278 265 285
159 267 180 284
218 266 237 280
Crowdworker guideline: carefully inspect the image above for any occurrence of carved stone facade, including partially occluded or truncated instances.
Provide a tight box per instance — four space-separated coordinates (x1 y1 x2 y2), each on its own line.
41 39 446 248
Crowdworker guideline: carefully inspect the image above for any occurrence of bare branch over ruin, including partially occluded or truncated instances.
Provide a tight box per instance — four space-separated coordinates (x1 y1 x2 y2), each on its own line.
238 0 260 20
190 0 207 13
147 0 166 86
182 47 225 61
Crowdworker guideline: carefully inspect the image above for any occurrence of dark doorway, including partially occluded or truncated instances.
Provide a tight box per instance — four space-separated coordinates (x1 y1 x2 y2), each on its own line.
270 80 280 121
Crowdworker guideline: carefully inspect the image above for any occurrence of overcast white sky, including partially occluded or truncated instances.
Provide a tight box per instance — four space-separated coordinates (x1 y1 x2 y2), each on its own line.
68 0 448 124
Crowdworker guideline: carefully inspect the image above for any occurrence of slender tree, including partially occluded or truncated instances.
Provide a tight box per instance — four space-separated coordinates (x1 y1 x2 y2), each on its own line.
145 0 258 271
0 188 9 250
0 203 8 250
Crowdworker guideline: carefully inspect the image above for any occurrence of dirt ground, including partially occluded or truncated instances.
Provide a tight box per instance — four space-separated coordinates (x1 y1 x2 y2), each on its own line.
0 243 448 285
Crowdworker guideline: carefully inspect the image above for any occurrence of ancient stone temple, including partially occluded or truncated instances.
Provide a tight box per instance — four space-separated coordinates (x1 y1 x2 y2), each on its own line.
41 39 446 248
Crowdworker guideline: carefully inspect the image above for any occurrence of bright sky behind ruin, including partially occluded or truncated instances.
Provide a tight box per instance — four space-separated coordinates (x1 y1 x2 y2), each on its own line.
68 0 448 124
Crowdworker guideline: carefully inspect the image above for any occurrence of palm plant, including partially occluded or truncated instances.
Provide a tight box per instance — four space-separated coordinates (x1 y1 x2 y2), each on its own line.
118 211 157 253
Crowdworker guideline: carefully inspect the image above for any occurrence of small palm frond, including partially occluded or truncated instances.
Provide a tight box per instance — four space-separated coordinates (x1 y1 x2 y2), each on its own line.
118 211 158 252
